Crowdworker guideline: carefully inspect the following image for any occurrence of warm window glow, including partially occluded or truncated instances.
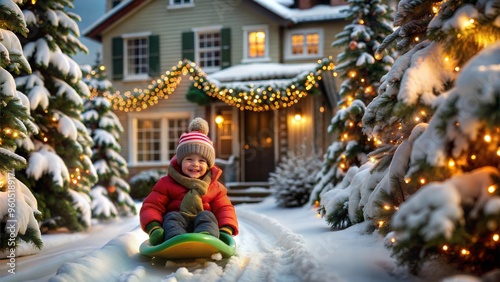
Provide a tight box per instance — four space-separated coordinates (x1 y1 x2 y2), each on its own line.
291 34 304 55
306 33 319 55
248 31 266 58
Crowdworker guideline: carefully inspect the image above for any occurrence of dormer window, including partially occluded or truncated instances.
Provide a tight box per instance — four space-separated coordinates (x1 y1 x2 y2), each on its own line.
168 0 194 9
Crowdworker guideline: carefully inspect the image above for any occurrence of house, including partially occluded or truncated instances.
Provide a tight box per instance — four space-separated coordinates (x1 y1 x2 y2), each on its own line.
84 0 347 184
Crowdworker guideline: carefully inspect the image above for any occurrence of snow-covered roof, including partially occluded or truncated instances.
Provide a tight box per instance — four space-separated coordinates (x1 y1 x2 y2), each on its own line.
84 0 348 39
253 0 348 23
208 62 317 82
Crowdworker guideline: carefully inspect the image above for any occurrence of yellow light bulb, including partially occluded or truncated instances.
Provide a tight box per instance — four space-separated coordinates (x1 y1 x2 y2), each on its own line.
488 185 496 194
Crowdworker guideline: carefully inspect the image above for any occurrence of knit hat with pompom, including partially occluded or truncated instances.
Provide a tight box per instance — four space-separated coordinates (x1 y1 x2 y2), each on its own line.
176 117 215 168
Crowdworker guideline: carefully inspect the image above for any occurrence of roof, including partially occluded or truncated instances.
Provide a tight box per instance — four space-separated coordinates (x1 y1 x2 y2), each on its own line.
208 62 317 90
208 62 317 83
84 0 348 41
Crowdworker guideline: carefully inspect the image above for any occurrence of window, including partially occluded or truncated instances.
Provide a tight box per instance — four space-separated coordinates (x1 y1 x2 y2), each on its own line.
198 31 221 71
112 34 159 81
243 25 269 62
182 28 230 71
125 37 149 79
168 0 194 9
111 0 122 8
285 29 323 60
214 108 234 158
130 115 190 165
137 119 161 162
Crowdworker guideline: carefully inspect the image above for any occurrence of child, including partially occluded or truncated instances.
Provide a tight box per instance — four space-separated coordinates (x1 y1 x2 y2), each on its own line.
140 117 239 246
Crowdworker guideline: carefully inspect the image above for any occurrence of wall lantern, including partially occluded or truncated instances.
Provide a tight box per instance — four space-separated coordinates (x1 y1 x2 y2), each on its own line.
294 108 302 122
215 110 224 125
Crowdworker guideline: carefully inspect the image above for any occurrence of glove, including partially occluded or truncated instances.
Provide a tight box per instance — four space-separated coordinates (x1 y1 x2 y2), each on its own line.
146 222 164 246
219 226 233 235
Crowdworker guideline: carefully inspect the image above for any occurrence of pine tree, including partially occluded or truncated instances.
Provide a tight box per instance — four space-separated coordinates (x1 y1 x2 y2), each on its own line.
270 145 322 208
0 0 43 255
359 0 500 275
14 0 97 232
81 63 136 219
311 0 395 228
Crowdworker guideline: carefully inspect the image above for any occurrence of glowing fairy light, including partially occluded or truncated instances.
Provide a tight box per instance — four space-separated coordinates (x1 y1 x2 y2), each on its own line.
493 234 499 241
442 245 448 251
488 185 496 194
485 134 492 142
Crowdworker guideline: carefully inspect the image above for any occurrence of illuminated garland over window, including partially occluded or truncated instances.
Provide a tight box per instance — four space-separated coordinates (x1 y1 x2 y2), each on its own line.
95 58 335 112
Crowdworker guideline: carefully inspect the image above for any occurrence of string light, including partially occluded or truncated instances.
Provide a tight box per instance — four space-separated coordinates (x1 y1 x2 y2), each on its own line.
488 185 496 194
97 58 335 112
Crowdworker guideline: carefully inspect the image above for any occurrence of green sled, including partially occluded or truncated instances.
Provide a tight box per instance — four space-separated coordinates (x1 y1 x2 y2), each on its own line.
139 232 236 259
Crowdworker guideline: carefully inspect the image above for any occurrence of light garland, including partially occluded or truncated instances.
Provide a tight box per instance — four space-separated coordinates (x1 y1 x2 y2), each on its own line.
92 58 335 112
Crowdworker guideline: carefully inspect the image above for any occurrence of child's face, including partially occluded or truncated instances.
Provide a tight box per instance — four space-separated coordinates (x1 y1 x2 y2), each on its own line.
181 153 209 179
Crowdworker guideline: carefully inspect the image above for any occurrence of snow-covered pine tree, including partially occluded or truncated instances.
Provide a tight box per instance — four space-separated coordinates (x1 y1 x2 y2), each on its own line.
270 145 322 208
81 63 136 219
361 0 500 275
0 0 43 256
310 0 395 228
14 0 97 232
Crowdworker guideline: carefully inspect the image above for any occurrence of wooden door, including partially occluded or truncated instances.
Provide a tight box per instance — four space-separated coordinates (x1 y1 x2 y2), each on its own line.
242 111 275 182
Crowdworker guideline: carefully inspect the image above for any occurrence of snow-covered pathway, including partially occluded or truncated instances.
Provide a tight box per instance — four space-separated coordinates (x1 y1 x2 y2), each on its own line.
46 210 341 281
1 199 424 281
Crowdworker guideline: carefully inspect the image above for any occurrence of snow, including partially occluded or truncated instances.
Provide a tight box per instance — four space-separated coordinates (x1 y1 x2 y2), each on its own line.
252 0 348 23
0 197 470 282
84 0 348 37
25 143 70 188
208 63 317 83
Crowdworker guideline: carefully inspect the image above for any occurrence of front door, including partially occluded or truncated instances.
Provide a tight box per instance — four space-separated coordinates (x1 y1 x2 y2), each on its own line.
242 111 275 182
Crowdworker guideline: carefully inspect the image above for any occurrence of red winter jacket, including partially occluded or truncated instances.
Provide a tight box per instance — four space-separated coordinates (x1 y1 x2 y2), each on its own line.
140 157 239 235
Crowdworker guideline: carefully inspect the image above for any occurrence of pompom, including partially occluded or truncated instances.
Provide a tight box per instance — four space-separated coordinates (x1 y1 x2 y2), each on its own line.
188 117 209 135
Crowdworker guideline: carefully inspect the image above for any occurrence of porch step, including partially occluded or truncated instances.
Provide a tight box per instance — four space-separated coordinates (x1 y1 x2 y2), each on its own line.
225 182 272 205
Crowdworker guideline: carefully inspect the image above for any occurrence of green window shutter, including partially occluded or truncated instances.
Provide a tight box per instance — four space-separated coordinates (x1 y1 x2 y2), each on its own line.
112 37 124 80
149 35 160 76
221 28 231 69
182 31 195 62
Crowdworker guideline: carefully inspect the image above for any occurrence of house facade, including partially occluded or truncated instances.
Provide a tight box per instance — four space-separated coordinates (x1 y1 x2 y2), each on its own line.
85 0 347 183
